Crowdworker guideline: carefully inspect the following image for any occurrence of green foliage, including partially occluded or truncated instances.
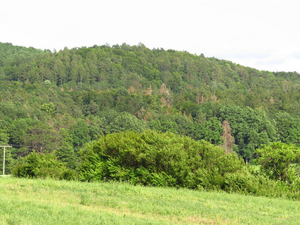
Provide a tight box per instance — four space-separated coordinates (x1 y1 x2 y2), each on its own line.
223 166 300 199
9 119 27 147
275 112 300 146
0 42 49 70
0 119 10 144
256 142 300 182
55 129 76 169
40 102 55 115
23 123 60 155
79 130 243 189
2 42 300 167
219 105 278 161
185 117 223 144
107 112 148 133
3 42 300 201
12 151 76 180
69 119 91 149
44 79 51 85
0 102 27 120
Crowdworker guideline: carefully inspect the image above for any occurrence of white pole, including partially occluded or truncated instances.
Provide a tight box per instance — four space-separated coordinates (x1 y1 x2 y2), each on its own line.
1 145 12 176
3 146 5 176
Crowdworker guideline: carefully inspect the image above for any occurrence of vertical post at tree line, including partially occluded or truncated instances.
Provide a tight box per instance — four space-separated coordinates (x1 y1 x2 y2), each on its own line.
0 145 12 176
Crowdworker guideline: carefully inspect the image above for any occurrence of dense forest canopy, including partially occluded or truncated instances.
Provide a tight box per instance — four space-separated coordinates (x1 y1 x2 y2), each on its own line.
1 42 300 173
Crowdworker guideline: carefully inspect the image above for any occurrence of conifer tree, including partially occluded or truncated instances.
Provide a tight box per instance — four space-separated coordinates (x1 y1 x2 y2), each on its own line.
55 129 76 169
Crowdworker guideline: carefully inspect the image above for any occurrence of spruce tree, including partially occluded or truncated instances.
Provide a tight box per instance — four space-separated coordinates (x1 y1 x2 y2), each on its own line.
55 129 76 169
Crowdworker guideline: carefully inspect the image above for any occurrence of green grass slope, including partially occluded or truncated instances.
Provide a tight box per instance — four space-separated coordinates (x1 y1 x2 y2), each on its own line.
0 177 299 224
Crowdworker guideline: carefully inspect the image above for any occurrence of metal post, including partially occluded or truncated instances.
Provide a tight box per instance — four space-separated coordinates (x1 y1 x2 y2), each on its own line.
3 146 5 176
0 145 12 176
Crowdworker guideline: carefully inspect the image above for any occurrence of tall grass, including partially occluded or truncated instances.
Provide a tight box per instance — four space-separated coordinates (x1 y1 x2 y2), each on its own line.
0 177 299 224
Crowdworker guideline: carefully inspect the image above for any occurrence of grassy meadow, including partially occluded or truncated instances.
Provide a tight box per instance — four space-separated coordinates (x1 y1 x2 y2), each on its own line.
0 177 299 225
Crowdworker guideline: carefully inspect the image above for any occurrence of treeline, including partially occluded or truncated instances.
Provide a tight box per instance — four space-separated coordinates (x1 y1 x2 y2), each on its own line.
1 42 300 173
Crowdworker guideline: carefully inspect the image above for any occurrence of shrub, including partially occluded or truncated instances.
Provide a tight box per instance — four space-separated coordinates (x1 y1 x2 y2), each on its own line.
78 130 244 188
12 151 77 180
256 142 300 182
223 166 300 199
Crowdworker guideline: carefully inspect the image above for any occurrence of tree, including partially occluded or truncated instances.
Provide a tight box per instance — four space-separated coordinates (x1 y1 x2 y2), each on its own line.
185 117 223 145
149 115 178 134
9 119 27 146
275 112 300 146
69 119 91 149
219 105 277 162
256 142 300 182
23 124 59 155
107 112 148 133
55 129 76 169
41 102 55 115
0 120 10 144
220 120 234 154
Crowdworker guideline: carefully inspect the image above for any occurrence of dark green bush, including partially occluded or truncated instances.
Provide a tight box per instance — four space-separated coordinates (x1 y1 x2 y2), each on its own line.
79 130 244 188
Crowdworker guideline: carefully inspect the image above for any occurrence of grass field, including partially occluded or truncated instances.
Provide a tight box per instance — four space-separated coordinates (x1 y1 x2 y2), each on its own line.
0 177 299 224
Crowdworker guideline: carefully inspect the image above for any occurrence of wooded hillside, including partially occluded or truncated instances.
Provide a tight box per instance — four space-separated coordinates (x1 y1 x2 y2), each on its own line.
1 42 300 172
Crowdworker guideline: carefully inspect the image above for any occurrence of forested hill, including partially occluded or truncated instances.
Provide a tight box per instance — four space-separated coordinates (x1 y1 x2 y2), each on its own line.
1 42 300 171
0 43 50 78
2 43 300 112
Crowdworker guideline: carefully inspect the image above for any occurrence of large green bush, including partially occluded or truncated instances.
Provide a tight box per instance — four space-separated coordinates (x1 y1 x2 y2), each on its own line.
79 130 244 189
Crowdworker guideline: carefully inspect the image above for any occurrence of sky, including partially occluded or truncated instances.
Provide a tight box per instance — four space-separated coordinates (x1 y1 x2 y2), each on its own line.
1 0 300 72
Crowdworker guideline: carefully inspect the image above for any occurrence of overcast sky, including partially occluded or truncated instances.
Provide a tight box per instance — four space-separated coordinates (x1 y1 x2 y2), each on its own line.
1 0 300 72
